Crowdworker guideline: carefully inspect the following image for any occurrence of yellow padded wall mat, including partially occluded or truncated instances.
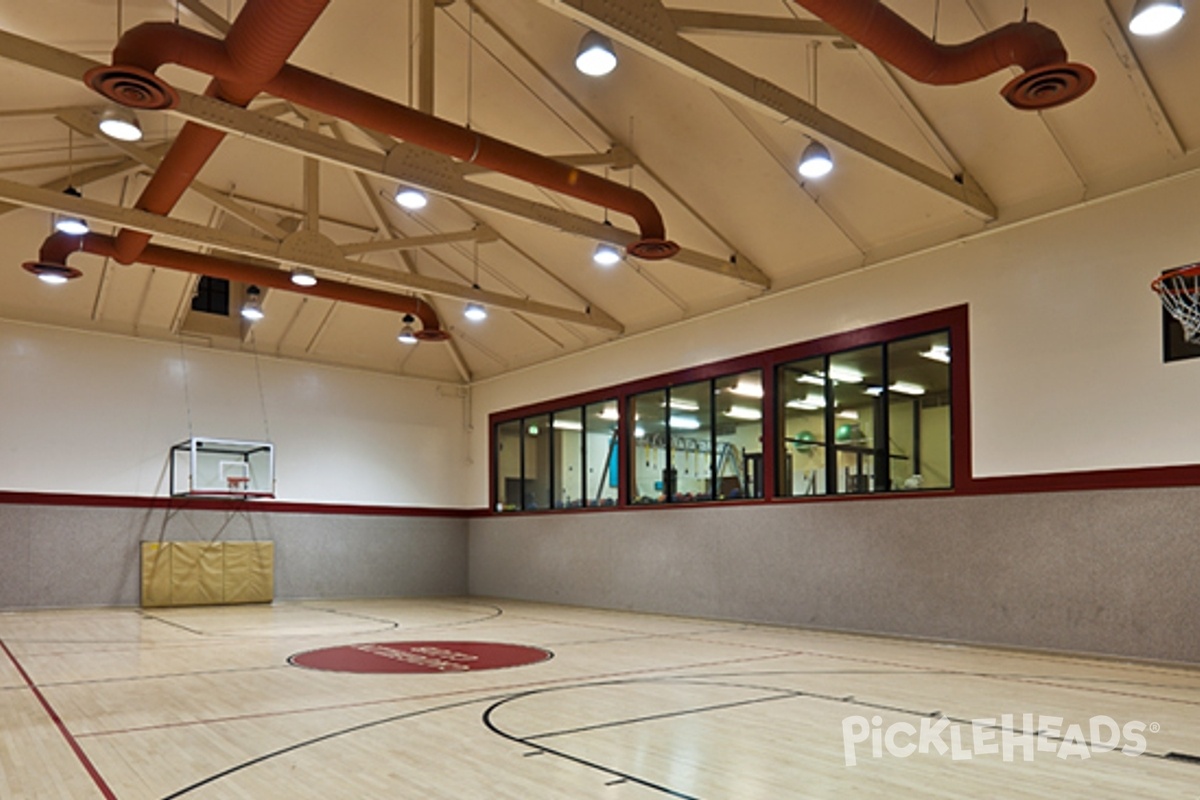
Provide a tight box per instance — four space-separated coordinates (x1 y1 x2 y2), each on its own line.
140 542 275 607
223 542 274 604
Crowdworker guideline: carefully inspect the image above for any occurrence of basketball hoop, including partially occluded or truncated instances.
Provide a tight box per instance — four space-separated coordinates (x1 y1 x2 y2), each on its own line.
226 475 251 492
1152 264 1200 344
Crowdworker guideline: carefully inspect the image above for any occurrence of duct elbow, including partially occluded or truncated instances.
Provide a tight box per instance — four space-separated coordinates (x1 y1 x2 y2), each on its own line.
84 23 185 110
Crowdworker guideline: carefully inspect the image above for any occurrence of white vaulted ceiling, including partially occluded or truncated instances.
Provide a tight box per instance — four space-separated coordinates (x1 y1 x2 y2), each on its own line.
0 0 1196 382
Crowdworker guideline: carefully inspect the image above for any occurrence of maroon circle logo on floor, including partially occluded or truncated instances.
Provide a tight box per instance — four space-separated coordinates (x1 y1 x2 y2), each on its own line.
288 641 553 674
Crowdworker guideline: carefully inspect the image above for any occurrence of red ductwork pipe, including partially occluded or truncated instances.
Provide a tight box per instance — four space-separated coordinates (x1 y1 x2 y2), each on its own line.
85 19 680 260
24 232 448 341
792 0 1094 109
86 0 331 264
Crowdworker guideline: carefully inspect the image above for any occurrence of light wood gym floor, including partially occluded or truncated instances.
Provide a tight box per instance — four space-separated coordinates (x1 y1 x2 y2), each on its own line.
1 598 1197 799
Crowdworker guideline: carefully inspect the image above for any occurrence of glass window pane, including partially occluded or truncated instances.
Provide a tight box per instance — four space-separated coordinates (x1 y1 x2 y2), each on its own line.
887 332 952 490
670 381 713 502
831 346 884 494
494 420 522 512
552 408 584 508
585 400 619 507
630 390 667 504
523 414 551 510
715 370 763 500
777 357 828 497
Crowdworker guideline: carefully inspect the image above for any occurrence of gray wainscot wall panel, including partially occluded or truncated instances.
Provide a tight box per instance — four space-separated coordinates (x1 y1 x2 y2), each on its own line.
0 504 468 609
468 488 1200 665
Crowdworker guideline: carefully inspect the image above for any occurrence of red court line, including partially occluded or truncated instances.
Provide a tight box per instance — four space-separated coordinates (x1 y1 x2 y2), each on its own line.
0 638 118 800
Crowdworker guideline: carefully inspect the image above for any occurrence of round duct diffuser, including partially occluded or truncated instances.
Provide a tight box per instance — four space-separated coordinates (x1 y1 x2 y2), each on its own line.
626 239 681 260
1001 63 1096 111
84 65 181 110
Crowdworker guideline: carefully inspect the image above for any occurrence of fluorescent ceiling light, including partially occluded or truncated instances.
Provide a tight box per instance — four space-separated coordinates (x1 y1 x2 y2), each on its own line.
552 419 584 431
864 386 884 397
634 425 645 438
920 344 951 364
665 398 700 411
724 406 762 421
1129 0 1185 35
786 394 826 411
795 373 826 386
836 409 859 420
669 416 701 430
729 379 763 398
828 365 865 384
889 381 926 396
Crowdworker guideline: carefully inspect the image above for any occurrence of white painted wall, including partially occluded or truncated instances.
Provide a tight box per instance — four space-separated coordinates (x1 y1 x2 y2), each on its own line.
468 168 1200 504
0 320 472 507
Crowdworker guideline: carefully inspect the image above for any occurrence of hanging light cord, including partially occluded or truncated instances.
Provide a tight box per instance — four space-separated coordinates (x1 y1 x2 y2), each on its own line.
249 331 273 443
466 4 475 130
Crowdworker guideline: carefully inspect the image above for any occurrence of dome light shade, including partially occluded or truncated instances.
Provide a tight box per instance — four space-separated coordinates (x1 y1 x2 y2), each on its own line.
290 267 317 287
241 285 265 321
54 186 89 236
98 107 144 142
798 140 834 179
395 186 428 210
397 313 419 345
1129 0 1185 34
575 30 617 76
593 241 622 267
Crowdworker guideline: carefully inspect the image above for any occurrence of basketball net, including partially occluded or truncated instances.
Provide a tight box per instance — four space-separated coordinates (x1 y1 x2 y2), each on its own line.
1152 264 1200 344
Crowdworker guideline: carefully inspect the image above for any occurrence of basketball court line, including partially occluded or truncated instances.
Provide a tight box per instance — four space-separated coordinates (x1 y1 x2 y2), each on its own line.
0 636 118 800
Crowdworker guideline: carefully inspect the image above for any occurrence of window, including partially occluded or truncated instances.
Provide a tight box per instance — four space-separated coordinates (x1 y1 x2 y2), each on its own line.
715 370 763 500
777 356 828 497
490 306 965 512
191 276 230 316
552 408 584 509
630 389 667 504
887 333 952 490
585 401 619 506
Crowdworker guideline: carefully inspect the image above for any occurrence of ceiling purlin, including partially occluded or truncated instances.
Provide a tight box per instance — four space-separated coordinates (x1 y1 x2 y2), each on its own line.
0 27 764 289
334 125 474 383
0 176 623 333
461 0 769 286
532 0 998 220
346 122 626 325
55 107 291 240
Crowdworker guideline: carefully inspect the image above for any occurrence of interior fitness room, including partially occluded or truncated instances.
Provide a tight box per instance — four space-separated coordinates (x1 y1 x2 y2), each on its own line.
1 0 1199 798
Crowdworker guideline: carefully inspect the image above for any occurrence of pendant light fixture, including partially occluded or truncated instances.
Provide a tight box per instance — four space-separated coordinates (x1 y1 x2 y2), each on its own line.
1129 0 1185 35
797 42 834 180
289 267 317 287
575 30 617 76
397 313 419 344
55 130 90 236
394 186 428 210
240 285 265 321
464 241 487 321
98 107 144 142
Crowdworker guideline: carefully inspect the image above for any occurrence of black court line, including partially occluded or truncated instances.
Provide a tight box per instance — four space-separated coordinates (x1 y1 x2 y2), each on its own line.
46 664 290 692
158 693 509 799
478 670 1200 796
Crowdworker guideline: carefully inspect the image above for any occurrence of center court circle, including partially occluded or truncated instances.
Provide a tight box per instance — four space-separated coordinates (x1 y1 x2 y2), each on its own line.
288 641 553 674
